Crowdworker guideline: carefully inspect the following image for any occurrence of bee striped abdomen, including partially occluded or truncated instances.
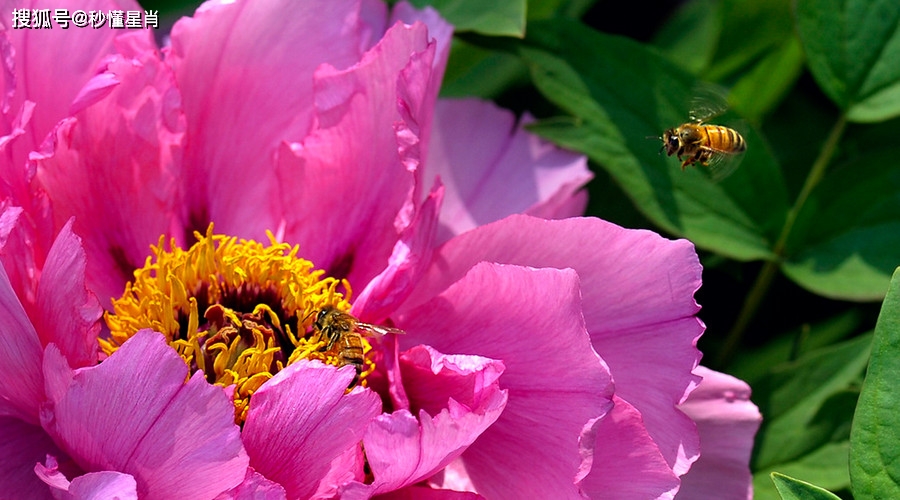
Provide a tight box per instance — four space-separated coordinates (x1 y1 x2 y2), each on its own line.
704 125 745 154
340 335 365 372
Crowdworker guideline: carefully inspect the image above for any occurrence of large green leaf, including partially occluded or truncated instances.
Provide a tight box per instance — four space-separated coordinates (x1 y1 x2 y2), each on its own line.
519 19 787 261
771 472 843 500
795 0 900 122
761 88 837 195
753 334 871 469
783 150 900 301
440 39 528 99
754 443 850 500
651 0 723 75
728 310 862 386
527 0 595 20
408 0 526 37
653 0 802 122
653 0 795 84
850 267 900 499
729 36 804 123
706 0 794 81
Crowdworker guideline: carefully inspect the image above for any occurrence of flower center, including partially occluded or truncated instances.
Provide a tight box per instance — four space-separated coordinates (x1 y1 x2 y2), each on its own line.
102 225 374 424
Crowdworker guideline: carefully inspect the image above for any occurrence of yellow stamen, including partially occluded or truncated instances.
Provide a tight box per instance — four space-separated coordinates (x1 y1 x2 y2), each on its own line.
103 224 367 424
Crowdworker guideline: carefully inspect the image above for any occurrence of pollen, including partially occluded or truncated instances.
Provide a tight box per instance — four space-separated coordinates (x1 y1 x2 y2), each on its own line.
102 225 371 424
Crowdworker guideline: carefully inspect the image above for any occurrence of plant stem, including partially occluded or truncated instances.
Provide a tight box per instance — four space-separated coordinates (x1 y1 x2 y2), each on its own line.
717 114 847 366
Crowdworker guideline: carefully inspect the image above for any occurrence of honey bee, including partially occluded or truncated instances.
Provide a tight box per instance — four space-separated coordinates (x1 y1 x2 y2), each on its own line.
660 89 746 180
312 306 405 385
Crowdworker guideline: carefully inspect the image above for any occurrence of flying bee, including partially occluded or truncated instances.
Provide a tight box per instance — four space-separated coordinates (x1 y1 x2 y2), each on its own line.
312 306 405 386
660 87 746 181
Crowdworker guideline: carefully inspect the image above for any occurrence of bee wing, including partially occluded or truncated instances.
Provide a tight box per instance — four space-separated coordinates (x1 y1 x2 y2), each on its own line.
355 322 406 338
703 149 745 182
689 82 729 123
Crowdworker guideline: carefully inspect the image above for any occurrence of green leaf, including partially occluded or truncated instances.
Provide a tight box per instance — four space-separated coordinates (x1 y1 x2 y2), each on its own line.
653 0 801 121
841 116 900 161
527 0 595 20
729 36 804 123
753 334 871 469
653 0 796 83
520 18 788 261
651 0 723 75
440 39 528 99
728 310 863 386
761 87 837 195
770 472 843 500
705 0 794 81
753 442 850 500
795 0 900 122
408 0 526 37
782 150 900 301
850 267 900 499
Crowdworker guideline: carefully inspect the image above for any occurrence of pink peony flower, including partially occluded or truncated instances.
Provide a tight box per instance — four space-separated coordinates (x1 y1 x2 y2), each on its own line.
0 0 760 498
676 367 761 499
0 218 248 498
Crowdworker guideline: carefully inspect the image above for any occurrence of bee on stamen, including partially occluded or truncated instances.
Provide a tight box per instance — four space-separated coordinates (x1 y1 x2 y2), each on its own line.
312 306 405 386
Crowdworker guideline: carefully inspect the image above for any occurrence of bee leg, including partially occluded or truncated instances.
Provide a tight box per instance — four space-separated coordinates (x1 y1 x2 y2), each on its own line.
685 150 707 168
348 365 362 388
696 148 715 166
321 333 336 351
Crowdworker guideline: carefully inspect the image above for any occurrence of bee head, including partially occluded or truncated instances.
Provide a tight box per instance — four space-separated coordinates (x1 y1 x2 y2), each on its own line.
661 128 680 156
314 307 338 336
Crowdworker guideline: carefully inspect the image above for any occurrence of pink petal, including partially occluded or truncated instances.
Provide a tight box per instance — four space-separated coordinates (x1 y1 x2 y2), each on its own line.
345 346 506 497
0 204 41 313
33 455 71 494
377 485 485 499
0 28 14 114
349 386 506 499
32 36 185 307
311 445 366 500
0 122 56 293
0 0 148 202
594 317 703 477
34 219 101 368
166 0 371 239
402 215 703 476
578 396 681 499
0 211 99 425
71 472 138 500
36 468 139 500
405 215 701 332
358 0 389 47
398 262 613 498
398 345 505 416
353 181 443 322
68 72 119 116
1 0 147 141
0 97 32 154
390 1 453 172
425 101 591 244
0 254 43 423
675 367 761 500
275 19 440 284
41 330 248 499
214 469 287 500
0 418 65 499
242 360 382 500
390 2 454 62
